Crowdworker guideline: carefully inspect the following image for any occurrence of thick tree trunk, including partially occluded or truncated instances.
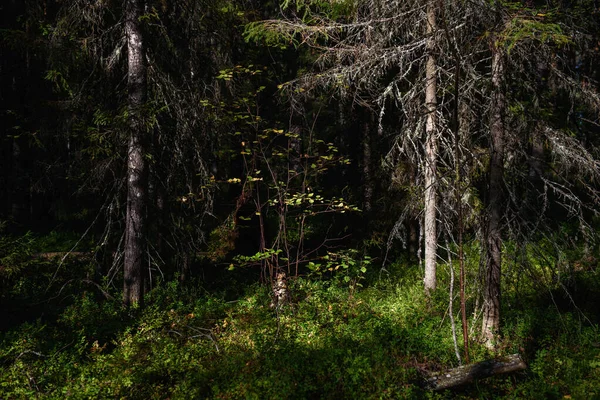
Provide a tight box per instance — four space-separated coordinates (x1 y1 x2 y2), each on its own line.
123 0 148 307
482 46 505 347
423 0 438 294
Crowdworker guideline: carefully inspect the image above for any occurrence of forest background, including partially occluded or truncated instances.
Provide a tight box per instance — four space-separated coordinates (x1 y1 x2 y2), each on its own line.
1 0 600 398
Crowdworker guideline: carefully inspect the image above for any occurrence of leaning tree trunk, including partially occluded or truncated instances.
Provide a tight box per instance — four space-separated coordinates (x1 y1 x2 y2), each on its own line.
423 0 438 294
123 0 148 307
482 44 505 347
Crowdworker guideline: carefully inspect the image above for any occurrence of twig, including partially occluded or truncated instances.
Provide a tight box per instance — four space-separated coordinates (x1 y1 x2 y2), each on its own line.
16 350 46 360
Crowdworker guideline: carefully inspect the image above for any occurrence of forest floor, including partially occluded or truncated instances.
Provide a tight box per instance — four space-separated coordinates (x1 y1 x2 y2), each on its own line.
1 239 599 399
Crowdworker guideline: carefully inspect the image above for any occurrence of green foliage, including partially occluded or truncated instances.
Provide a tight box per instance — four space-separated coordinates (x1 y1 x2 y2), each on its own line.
0 275 424 399
0 257 599 398
280 0 356 17
499 309 600 399
244 21 295 49
308 249 371 292
244 0 356 48
204 217 238 262
44 69 73 95
233 248 283 268
3 0 600 397
496 7 572 52
33 231 92 253
211 77 360 276
0 229 35 278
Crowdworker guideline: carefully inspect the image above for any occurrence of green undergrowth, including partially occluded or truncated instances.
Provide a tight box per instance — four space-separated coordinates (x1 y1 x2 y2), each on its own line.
1 261 599 398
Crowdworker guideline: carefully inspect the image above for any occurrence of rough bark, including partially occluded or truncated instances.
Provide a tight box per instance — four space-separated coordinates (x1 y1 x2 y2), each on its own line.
425 354 526 391
407 162 419 261
270 271 290 309
179 250 191 283
529 128 544 181
423 0 438 294
123 0 148 307
482 45 505 347
362 118 373 214
528 62 546 183
408 217 419 261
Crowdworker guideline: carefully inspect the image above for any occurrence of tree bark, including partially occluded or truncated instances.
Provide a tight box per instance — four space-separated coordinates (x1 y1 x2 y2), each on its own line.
123 0 148 307
423 0 438 294
425 354 526 391
528 127 544 181
408 217 419 261
362 118 373 214
482 45 505 347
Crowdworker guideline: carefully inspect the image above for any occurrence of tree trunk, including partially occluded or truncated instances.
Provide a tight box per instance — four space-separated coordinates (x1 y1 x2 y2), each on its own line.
408 217 419 261
528 127 544 182
425 354 526 391
482 45 505 347
423 0 438 294
179 249 191 283
362 118 373 214
528 61 546 184
123 0 148 307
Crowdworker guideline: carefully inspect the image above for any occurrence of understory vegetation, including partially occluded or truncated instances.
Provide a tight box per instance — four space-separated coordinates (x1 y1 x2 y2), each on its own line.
3 0 600 398
1 234 599 399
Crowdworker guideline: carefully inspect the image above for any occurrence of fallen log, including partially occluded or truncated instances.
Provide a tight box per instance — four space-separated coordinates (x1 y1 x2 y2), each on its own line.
425 353 527 391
